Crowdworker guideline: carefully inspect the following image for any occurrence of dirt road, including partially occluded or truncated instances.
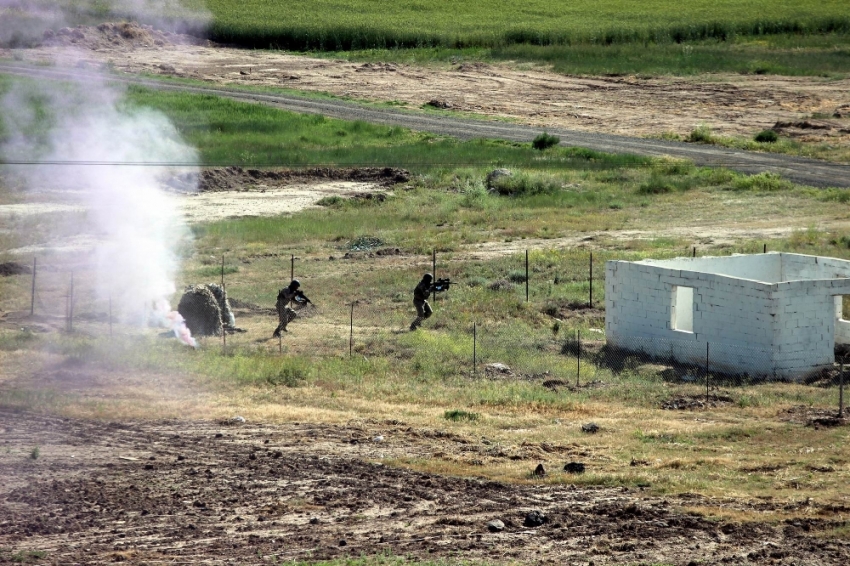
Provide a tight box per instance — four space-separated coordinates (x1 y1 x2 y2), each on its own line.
2 411 848 564
2 24 850 187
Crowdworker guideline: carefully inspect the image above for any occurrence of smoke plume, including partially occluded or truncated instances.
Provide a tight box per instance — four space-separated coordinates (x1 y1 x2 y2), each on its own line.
1 3 207 346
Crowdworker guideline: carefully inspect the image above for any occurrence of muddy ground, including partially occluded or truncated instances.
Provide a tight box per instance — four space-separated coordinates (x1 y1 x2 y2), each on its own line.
1 410 849 565
5 22 850 146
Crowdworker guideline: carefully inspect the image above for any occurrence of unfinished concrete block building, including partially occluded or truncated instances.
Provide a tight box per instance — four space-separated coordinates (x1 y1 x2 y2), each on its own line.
605 253 850 380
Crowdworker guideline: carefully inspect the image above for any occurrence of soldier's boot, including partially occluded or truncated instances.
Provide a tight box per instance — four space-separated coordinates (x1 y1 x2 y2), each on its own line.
410 316 423 331
272 325 282 338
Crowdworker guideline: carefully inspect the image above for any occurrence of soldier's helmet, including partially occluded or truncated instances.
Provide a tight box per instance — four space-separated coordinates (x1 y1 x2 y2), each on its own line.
423 273 433 283
289 279 301 290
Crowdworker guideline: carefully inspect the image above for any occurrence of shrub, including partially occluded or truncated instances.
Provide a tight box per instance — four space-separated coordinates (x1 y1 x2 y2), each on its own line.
507 269 527 283
732 172 792 191
30 446 40 460
532 132 560 151
489 172 562 196
688 125 713 143
638 175 674 194
444 409 479 422
754 129 779 143
316 195 345 207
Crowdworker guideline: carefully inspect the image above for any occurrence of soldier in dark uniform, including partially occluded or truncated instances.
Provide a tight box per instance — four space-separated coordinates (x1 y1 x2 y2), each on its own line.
410 273 435 331
273 279 311 337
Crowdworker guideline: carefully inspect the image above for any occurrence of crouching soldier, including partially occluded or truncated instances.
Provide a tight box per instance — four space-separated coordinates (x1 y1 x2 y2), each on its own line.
410 273 435 331
273 279 312 337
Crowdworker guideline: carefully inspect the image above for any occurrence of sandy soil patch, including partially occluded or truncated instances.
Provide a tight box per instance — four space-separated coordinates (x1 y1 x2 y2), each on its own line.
5 22 850 145
180 181 382 223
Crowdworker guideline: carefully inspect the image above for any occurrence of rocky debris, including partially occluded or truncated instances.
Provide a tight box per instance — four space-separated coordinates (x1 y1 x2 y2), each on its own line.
486 519 505 532
178 285 223 337
564 462 586 474
0 261 31 276
523 510 547 527
197 167 410 192
41 22 208 51
581 422 600 434
424 99 452 109
532 463 546 477
484 363 512 378
357 62 398 72
485 168 512 190
661 394 735 410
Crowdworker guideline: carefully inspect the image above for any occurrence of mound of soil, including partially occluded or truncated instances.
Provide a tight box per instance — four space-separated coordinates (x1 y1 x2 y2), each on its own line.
2 411 847 564
0 261 31 276
661 394 735 410
778 405 849 427
41 22 208 50
198 167 410 192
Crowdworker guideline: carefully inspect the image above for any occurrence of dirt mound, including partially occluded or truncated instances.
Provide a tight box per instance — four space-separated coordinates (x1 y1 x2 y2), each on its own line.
198 167 410 192
0 261 31 276
40 22 208 50
778 405 849 427
661 394 735 410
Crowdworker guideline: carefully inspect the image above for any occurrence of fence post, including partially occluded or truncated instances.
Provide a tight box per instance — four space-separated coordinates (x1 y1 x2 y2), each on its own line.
473 321 477 376
221 255 225 288
588 252 593 307
693 246 696 258
30 257 36 316
349 302 354 357
576 329 581 388
764 243 767 254
109 295 113 338
705 342 710 401
222 323 227 354
525 250 529 302
840 359 845 418
291 254 295 282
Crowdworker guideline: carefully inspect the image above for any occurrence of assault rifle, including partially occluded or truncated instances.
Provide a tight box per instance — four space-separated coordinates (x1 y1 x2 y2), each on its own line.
293 290 313 305
431 278 451 293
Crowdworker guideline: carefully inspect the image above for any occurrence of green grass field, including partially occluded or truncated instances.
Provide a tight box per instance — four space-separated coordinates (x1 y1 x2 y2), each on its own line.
198 0 850 50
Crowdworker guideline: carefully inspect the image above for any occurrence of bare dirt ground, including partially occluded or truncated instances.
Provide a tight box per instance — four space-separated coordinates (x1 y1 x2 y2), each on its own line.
5 22 850 146
2 409 849 565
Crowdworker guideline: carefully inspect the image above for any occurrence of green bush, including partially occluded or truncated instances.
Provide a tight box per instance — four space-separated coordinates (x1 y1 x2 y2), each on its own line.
444 409 480 421
688 125 713 143
732 172 792 191
532 132 560 150
754 129 779 143
507 269 528 283
489 172 562 196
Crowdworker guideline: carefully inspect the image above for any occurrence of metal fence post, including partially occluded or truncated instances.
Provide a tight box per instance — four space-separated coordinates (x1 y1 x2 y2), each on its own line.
109 295 113 337
840 359 845 418
705 342 710 401
589 252 593 307
68 272 74 333
221 255 225 288
432 249 437 302
291 254 295 282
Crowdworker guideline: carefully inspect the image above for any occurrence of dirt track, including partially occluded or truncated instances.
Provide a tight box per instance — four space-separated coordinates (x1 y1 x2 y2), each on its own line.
2 22 850 187
2 410 849 564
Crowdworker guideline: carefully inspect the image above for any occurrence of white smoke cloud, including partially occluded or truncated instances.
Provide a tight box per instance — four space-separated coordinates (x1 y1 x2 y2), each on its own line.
1 54 200 346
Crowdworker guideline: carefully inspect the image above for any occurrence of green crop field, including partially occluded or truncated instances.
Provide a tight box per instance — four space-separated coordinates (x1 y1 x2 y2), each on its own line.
201 0 849 50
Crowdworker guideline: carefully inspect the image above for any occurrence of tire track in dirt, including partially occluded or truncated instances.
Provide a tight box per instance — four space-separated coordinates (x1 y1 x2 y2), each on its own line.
1 62 848 188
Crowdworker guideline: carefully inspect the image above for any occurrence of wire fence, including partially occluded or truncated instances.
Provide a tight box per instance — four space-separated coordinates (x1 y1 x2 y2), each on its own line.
7 246 847 416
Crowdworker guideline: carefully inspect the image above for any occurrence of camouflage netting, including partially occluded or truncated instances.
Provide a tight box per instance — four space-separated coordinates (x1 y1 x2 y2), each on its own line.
204 283 237 330
178 285 223 337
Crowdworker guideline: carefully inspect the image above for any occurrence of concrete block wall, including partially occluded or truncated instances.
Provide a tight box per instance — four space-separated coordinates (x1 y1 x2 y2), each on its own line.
606 254 850 380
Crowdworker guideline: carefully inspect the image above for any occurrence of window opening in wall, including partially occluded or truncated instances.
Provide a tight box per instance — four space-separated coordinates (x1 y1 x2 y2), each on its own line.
671 285 694 332
841 296 850 321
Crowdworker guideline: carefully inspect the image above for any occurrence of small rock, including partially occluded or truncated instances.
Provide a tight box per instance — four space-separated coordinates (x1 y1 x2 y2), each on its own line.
309 517 319 525
232 415 246 423
532 463 546 477
486 168 513 190
373 435 385 442
523 510 547 527
487 519 505 532
484 362 512 374
564 462 586 474
338 539 347 547
581 422 599 434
